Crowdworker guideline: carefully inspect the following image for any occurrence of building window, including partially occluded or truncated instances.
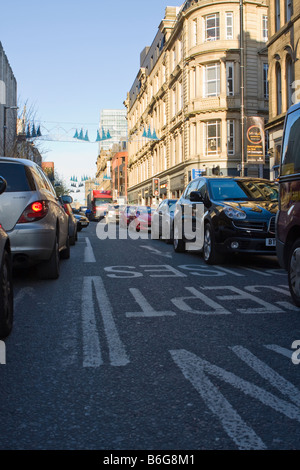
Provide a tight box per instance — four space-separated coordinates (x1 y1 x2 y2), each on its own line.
172 87 176 116
262 15 268 41
205 121 221 156
162 63 166 83
276 62 282 114
226 62 234 96
204 63 220 97
178 37 182 61
226 12 233 39
286 0 292 22
275 0 281 31
179 81 183 110
204 14 220 41
193 18 198 45
286 56 294 108
172 46 176 70
227 120 235 155
263 63 269 99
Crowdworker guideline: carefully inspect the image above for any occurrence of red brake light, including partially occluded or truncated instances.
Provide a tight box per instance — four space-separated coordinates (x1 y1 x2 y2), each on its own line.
18 201 49 223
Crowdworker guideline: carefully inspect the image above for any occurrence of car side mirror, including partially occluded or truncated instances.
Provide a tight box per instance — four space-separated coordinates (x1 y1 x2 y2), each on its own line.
189 191 203 203
61 194 73 204
0 177 7 195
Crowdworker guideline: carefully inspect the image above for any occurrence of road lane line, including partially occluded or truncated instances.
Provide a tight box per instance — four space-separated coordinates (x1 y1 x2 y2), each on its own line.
81 277 103 368
126 288 176 317
84 237 96 263
242 268 271 276
214 266 245 276
92 276 129 366
140 245 172 259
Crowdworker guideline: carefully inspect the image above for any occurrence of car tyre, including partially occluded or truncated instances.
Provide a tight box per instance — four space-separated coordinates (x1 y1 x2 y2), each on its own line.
288 239 300 307
0 249 13 339
60 235 70 260
173 222 185 253
37 234 60 280
203 223 223 265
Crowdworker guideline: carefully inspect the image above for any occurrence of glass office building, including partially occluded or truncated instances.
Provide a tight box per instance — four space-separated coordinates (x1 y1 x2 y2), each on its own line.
99 109 127 150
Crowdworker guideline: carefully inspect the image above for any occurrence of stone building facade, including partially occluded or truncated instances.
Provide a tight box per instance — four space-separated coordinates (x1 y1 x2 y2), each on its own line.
125 0 269 204
266 0 300 179
0 42 17 156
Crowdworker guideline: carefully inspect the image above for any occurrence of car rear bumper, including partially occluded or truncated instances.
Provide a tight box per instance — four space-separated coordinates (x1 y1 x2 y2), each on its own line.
8 224 56 266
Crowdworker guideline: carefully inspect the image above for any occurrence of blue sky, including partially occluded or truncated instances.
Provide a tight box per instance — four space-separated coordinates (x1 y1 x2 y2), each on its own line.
1 0 182 200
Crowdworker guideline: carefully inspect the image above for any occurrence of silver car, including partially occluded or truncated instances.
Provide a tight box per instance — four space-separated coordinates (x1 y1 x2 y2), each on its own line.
0 157 70 280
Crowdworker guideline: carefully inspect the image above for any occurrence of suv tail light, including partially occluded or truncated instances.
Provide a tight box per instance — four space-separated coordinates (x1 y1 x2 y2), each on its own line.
17 201 49 223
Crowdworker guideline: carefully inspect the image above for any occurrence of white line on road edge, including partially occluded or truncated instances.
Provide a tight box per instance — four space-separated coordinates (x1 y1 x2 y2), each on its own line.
81 277 103 367
14 287 36 308
214 266 245 277
264 344 293 360
84 237 96 263
140 245 172 259
170 349 266 450
126 288 177 317
92 276 130 366
242 267 271 276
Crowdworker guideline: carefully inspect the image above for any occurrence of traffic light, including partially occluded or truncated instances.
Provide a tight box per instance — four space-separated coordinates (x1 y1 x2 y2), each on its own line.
153 178 160 197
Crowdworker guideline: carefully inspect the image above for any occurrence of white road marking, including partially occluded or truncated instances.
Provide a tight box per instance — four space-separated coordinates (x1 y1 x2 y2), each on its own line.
126 288 176 317
140 245 172 259
171 348 300 448
81 277 103 368
171 287 231 315
264 344 293 359
275 301 300 311
84 237 96 263
231 346 300 407
214 266 245 277
81 277 129 367
92 276 129 366
170 349 266 450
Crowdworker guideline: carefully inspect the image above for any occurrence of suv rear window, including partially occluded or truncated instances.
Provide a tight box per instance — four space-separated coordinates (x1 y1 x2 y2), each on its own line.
0 162 36 192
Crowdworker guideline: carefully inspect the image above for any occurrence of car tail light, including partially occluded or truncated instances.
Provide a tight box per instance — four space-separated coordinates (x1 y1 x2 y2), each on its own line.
17 201 49 223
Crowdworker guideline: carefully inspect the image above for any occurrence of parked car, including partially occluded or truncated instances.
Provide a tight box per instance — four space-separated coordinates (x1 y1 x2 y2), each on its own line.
119 205 137 229
0 157 70 279
173 176 278 264
152 199 178 243
134 206 153 232
276 102 300 306
0 176 13 339
73 212 89 231
60 195 77 245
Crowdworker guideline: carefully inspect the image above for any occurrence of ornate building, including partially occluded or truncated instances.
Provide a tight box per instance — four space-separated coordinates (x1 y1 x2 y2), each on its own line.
125 1 269 204
266 0 300 179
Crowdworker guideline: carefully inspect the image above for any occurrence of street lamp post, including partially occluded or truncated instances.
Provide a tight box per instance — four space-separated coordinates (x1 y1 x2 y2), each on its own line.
3 105 18 156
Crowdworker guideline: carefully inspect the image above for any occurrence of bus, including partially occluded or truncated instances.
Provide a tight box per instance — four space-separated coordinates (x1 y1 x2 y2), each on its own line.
87 189 112 221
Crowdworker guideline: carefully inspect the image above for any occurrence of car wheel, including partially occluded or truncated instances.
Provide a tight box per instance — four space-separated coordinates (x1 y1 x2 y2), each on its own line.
173 223 185 253
288 239 300 307
60 235 70 260
70 232 76 246
37 234 60 280
203 223 223 265
0 249 13 339
164 222 172 244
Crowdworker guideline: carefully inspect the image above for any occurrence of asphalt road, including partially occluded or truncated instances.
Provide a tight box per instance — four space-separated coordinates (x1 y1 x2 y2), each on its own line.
1 222 300 451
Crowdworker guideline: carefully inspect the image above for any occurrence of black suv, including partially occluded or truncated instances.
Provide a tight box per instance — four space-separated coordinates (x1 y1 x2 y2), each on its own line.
173 176 278 264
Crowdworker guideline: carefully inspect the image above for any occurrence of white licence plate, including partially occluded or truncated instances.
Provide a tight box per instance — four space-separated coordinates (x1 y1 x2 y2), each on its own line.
81 222 88 226
266 238 276 246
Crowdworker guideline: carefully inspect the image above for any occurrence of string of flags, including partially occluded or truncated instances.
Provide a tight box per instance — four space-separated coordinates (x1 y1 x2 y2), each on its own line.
142 125 159 141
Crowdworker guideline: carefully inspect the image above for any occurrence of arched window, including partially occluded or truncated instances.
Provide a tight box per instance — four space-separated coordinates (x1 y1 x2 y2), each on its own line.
276 63 282 115
286 56 294 109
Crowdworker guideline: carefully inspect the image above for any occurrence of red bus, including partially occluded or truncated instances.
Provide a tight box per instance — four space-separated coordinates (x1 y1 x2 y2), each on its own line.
87 189 112 221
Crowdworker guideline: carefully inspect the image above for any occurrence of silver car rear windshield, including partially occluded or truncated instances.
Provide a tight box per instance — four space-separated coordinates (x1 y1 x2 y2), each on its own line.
0 162 36 192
